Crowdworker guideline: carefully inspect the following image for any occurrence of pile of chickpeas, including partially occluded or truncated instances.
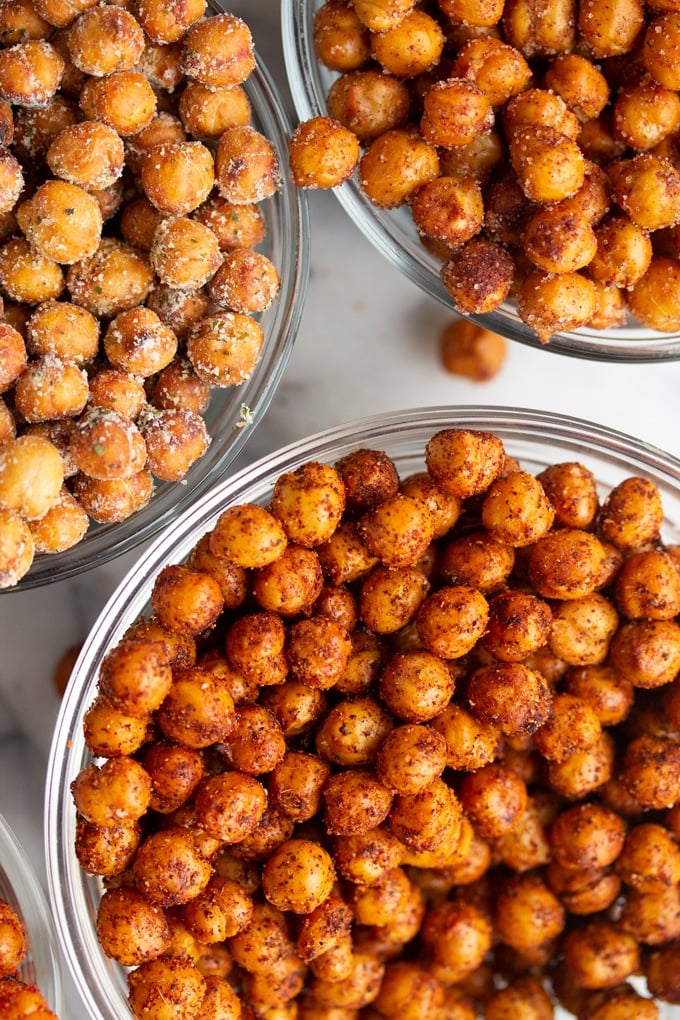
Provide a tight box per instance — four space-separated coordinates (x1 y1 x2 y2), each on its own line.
0 897 57 1018
288 0 680 342
0 1 284 589
70 426 680 1019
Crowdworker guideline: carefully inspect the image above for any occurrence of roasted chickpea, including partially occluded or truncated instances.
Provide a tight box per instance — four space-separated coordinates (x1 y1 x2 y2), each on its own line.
420 898 493 984
467 662 553 737
186 310 263 387
609 153 680 232
208 247 280 313
71 755 151 827
66 238 153 318
458 762 527 839
80 69 156 136
179 80 251 140
215 125 280 204
0 433 63 519
150 216 222 291
326 67 409 143
416 585 489 659
324 768 393 836
626 255 680 331
289 116 360 189
313 0 371 70
430 702 500 771
441 239 514 315
359 127 439 209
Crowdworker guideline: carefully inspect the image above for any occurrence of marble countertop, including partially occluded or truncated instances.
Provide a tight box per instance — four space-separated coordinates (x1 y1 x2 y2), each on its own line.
2 3 680 1016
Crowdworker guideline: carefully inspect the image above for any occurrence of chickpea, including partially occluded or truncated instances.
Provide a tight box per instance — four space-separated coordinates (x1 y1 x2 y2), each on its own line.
96 886 170 967
262 838 335 915
124 110 187 176
0 236 65 304
441 240 514 315
421 898 493 984
561 919 640 990
141 140 214 215
179 81 251 140
458 762 527 839
0 38 64 107
0 433 63 519
610 619 680 689
66 238 153 318
208 247 280 314
313 0 371 71
412 175 484 249
67 5 144 76
626 255 680 331
359 127 439 208
370 8 444 77
80 69 157 136
150 356 211 416
0 899 27 978
289 116 360 189
416 585 489 659
127 954 206 1020
375 723 447 795
324 769 393 836
215 125 280 205
150 216 222 291
621 734 680 810
502 0 576 56
194 770 267 845
71 755 151 827
179 12 254 88
72 469 154 524
192 195 265 252
135 0 205 44
430 702 500 771
186 310 263 387
225 610 288 687
75 815 140 876
467 662 553 737
326 67 410 143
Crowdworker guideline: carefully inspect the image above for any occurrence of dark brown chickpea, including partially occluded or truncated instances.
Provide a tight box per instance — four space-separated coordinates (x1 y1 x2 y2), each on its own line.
75 816 141 877
441 239 514 315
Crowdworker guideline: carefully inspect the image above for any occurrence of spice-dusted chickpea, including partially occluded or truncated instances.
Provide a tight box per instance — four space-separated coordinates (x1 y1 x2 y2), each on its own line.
28 485 86 552
334 447 399 514
87 368 147 420
524 206 598 273
440 529 514 593
66 238 154 318
46 120 124 192
430 702 500 771
142 740 205 814
542 52 609 121
481 470 555 546
0 236 65 304
150 563 223 637
194 770 267 845
467 662 552 738
71 755 151 826
313 0 371 70
421 78 494 149
179 81 250 140
223 703 285 775
0 38 64 107
536 461 599 529
307 950 384 1010
228 899 295 973
333 628 386 696
421 898 493 984
375 723 447 795
211 504 287 568
534 692 602 763
97 638 172 719
390 775 464 853
124 110 187 176
370 8 444 77
613 80 680 150
548 593 619 665
314 583 358 632
124 615 196 670
563 664 633 726
140 140 214 215
80 69 156 136
484 974 554 1020
441 240 514 316
208 247 280 314
351 0 416 30
67 4 144 76
616 822 680 891
378 650 453 722
577 0 645 57
317 520 376 586
287 615 352 691
179 12 254 88
642 11 680 89
127 953 206 1020
451 36 531 108
561 919 640 990
261 838 335 915
518 270 598 342
157 667 235 748
495 872 566 950
324 768 393 836
503 87 582 141
315 695 392 766
547 729 616 801
625 255 680 331
26 299 98 364
425 427 505 498
135 38 184 94
192 195 265 253
614 549 680 619
225 610 288 687
331 825 403 886
589 215 653 289
82 691 149 758
186 309 263 387
252 544 323 617
96 886 170 967
0 899 26 978
610 619 680 688
356 493 435 569
270 460 345 548
510 125 585 204
102 307 177 378
621 734 680 810
0 433 64 519
528 527 611 599
373 960 444 1019
182 875 253 945
416 585 489 659
215 125 280 204
398 471 460 540
359 127 439 209
549 801 627 871
458 762 527 839
150 216 222 291
502 0 576 54
609 154 680 232
412 175 484 250
598 476 663 550
75 815 141 876
72 469 154 523
494 789 557 872
326 67 409 144
481 590 552 662
289 116 360 190
269 751 330 823
185 536 248 609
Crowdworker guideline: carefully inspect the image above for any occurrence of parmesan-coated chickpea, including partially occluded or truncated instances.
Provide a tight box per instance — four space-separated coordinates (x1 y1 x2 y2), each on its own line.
135 0 205 44
66 237 153 317
0 39 64 107
47 120 124 191
17 178 102 265
186 310 263 387
96 886 170 967
136 39 184 94
180 12 253 88
0 322 26 393
124 111 187 177
150 216 222 291
208 246 280 315
192 194 265 252
359 127 439 209
326 67 410 143
80 69 156 136
0 433 63 519
0 236 65 304
141 140 214 215
87 368 147 420
71 755 151 826
72 468 154 523
179 81 251 140
0 0 52 39
102 306 177 377
150 356 211 416
69 407 146 480
26 299 98 364
0 150 23 215
416 585 489 659
288 116 360 190
32 0 97 29
140 408 211 483
67 5 144 76
28 484 88 552
215 125 280 205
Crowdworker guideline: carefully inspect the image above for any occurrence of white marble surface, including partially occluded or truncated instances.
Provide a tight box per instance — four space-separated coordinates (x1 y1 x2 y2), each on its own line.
2 3 680 1016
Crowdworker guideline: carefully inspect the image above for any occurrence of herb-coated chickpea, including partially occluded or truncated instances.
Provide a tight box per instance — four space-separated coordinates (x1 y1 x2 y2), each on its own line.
102 307 177 378
135 0 205 44
135 39 184 94
186 310 263 387
67 5 144 76
72 468 154 523
66 238 153 318
124 111 187 177
0 433 64 519
208 247 280 316
16 178 102 265
87 368 146 420
610 619 680 688
25 299 98 364
0 236 65 304
0 0 51 39
47 120 124 191
215 125 280 204
0 39 64 107
150 216 222 291
326 68 409 143
127 953 206 1020
194 770 267 844
150 356 211 416
0 322 26 393
359 127 439 209
69 407 146 480
179 81 251 140
31 0 97 28
467 662 552 738
0 150 22 216
378 649 453 723
416 584 489 659
71 755 152 827
29 485 88 552
141 140 214 215
96 886 170 967
324 768 393 836
192 195 265 252
80 69 157 136
12 91 77 161
288 116 360 190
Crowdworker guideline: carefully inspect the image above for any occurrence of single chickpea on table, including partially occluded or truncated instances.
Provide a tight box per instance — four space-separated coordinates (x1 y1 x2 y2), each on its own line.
289 0 680 341
0 2 286 588
65 424 680 1019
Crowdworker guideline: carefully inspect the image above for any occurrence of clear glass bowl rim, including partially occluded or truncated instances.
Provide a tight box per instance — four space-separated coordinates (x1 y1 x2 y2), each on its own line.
8 29 310 592
280 0 680 363
45 404 680 1019
0 813 62 1014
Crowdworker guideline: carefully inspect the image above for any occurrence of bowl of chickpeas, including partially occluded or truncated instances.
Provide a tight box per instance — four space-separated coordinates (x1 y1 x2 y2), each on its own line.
46 405 680 1019
0 814 62 1017
0 1 309 591
282 0 680 362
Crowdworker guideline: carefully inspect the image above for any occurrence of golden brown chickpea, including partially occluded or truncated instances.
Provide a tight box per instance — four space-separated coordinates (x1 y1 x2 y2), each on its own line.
251 543 323 617
179 81 251 140
157 666 235 748
503 87 581 142
549 801 627 872
315 695 392 766
351 0 416 30
610 619 680 688
150 216 222 291
141 139 214 215
421 77 494 148
0 150 23 216
75 815 141 876
46 120 125 192
192 196 265 254
481 470 555 546
561 919 640 990
142 740 205 815
621 734 680 810
528 527 611 599
451 36 531 108
458 762 527 839
194 770 267 845
0 38 64 107
625 255 680 331
67 5 144 76
613 80 680 150
269 751 330 823
359 127 439 209
210 503 286 568
72 469 154 523
484 974 554 1020
186 309 263 387
66 237 153 317
0 236 65 304
308 950 384 1010
440 529 514 594
331 825 403 887
25 298 98 365
286 615 351 691
430 701 500 771
0 322 26 393
71 755 151 826
481 590 552 662
536 460 598 528
524 205 598 273
371 8 444 77
135 38 184 94
261 837 335 916
179 12 253 88
16 178 102 265
502 0 576 55
80 69 157 136
326 68 410 143
588 214 653 289
412 175 484 249
421 898 493 984
127 953 206 1020
0 433 64 519
0 899 27 978
518 269 598 341
288 116 360 190
614 548 680 620
548 592 619 666
563 663 633 726
225 610 288 687
222 703 285 775
150 356 211 416
325 768 393 836
124 110 187 176
467 662 553 737
69 407 146 480
356 493 435 569
542 52 609 121
598 476 663 550
182 875 253 945
86 368 146 420
425 427 505 497
642 11 680 88
0 399 15 444
124 615 197 670
493 789 556 872
28 485 88 552
31 0 97 29
0 0 51 40
150 563 223 637
375 723 447 795
610 153 680 231
441 240 514 316
313 0 371 70
208 247 280 314
534 692 602 763
215 125 280 205
416 584 489 659
98 638 172 719
494 872 566 951
135 0 205 44
616 822 680 891
577 0 645 57
96 886 170 967
269 460 345 548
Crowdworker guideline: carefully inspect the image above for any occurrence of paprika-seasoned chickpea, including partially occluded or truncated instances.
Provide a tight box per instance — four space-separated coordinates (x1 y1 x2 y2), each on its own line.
481 590 552 662
616 821 680 891
67 5 144 76
625 255 680 331
47 120 124 191
548 593 619 665
315 695 392 765
391 776 463 853
127 953 206 1019
287 615 352 691
0 899 26 978
621 734 680 810
0 38 64 107
518 269 597 341
83 691 150 758
398 470 461 539
80 69 157 136
307 950 384 1010
223 703 285 775
563 664 633 726
467 662 552 737
421 898 493 984
252 543 323 617
317 520 377 586
270 460 345 548
502 0 576 55
186 310 264 387
182 875 253 945
72 469 154 523
425 427 505 498
528 527 611 599
370 8 444 78
150 563 223 637
324 768 393 835
194 770 267 845
484 974 554 1020
614 548 680 619
458 762 527 839
269 751 330 823
334 447 399 513
609 154 680 231
578 0 646 57
378 650 454 722
332 825 403 886
598 476 663 550
289 116 360 190
561 919 640 989
549 802 627 871
451 36 531 108
524 206 598 273
66 238 153 318
210 504 286 568
98 638 172 718
208 247 280 313
157 667 234 748
411 175 484 249
314 583 359 632
313 0 371 70
262 838 335 915
326 68 409 143
534 692 602 763
536 461 599 528
495 872 565 950
613 80 680 150
376 723 447 795
71 755 151 826
150 216 222 291
503 88 581 143
96 886 170 967
359 127 439 209
179 81 251 140
421 78 494 149
481 470 555 545
543 53 610 121
416 585 489 659
642 11 680 88
357 493 435 569
143 740 205 814
185 536 248 608
589 215 652 289
141 140 214 215
334 627 386 695
225 610 287 686
430 701 500 771
75 816 141 876
609 619 680 688
440 528 514 593
215 125 280 204
441 239 514 315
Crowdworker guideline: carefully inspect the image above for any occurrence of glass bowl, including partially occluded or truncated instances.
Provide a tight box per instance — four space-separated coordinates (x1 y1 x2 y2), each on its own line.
46 405 680 1019
11 37 310 592
281 0 680 363
0 813 62 1014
